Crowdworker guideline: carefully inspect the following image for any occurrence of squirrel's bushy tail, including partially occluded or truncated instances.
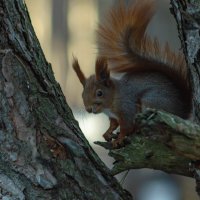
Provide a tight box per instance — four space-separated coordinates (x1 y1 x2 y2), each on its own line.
97 0 187 84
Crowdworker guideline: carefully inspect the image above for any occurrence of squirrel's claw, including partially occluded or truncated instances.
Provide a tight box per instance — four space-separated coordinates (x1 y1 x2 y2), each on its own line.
112 136 125 148
103 131 114 142
112 134 131 148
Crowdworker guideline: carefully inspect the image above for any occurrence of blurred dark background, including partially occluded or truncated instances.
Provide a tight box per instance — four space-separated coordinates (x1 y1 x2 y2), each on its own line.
25 0 198 199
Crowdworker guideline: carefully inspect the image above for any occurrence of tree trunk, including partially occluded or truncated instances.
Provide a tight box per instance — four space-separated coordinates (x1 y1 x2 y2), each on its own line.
170 0 200 123
170 0 200 196
51 0 68 91
0 0 131 199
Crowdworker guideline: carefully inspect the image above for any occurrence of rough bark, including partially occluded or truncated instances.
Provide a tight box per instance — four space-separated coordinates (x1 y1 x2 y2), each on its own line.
169 0 200 196
96 109 199 176
0 0 131 199
170 0 200 123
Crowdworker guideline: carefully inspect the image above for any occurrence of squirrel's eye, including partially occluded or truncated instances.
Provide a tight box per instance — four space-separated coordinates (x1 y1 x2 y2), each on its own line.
96 89 103 97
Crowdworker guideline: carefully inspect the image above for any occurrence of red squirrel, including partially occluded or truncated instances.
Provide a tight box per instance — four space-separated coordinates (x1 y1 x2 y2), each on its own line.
73 0 192 148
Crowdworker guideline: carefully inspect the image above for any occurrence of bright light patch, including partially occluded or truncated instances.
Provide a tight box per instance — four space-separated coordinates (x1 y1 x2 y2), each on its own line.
73 110 109 143
137 179 180 200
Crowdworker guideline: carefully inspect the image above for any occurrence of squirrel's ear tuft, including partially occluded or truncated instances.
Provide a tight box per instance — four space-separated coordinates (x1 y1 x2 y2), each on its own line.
72 56 86 87
95 57 110 86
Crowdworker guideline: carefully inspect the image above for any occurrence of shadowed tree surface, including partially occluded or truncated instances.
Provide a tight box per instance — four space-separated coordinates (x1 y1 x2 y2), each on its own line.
0 0 199 199
0 0 131 199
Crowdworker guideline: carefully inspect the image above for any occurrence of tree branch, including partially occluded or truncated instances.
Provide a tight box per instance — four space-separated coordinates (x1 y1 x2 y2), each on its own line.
96 109 199 176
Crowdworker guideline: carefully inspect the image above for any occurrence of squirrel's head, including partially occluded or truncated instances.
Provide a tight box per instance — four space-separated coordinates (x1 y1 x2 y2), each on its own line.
73 57 114 114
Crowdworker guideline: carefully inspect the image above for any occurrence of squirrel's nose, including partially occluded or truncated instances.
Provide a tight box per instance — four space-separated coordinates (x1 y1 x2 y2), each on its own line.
86 107 92 113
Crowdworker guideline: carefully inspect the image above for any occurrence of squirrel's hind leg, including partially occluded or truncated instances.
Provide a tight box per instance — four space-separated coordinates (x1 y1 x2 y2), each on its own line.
112 118 135 148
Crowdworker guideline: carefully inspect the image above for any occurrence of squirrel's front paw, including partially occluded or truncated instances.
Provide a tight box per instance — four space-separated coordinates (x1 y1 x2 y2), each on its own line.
112 136 125 148
103 131 113 142
112 134 131 148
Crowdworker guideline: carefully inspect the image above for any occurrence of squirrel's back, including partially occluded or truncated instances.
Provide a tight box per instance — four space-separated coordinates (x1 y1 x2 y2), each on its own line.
117 72 190 118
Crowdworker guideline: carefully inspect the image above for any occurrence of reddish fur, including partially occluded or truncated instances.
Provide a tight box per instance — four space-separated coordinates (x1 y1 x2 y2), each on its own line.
95 57 109 81
103 118 119 142
73 0 192 148
97 0 191 108
97 0 192 147
72 57 86 86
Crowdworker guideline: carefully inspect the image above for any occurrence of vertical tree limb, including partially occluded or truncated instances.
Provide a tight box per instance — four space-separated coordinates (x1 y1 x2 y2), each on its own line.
170 0 200 196
0 0 131 199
